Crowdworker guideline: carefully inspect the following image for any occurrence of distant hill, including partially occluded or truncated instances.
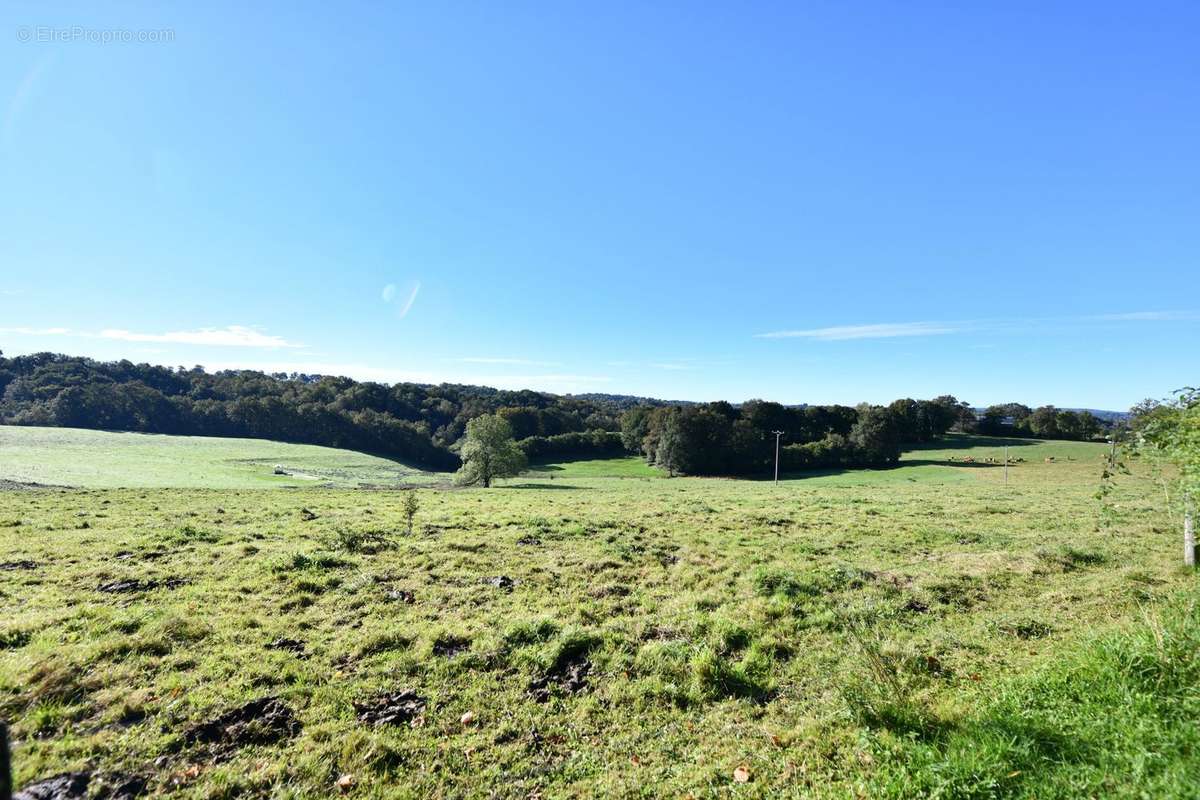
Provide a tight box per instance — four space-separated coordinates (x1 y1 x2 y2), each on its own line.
1067 408 1131 422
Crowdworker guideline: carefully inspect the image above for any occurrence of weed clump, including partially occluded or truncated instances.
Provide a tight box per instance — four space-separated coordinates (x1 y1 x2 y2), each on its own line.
1038 546 1108 572
271 552 349 574
752 564 866 599
328 528 396 554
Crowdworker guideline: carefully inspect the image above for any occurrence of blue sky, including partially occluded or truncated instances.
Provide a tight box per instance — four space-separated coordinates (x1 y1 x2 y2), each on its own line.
2 2 1197 409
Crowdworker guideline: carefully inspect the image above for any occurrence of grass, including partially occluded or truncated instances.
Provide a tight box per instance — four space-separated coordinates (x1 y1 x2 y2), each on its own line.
0 425 446 488
0 431 1196 797
525 455 663 479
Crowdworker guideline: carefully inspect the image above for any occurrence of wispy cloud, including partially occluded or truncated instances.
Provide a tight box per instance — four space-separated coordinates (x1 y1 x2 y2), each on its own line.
382 280 420 318
0 326 71 336
97 326 302 348
398 282 420 318
756 321 958 340
454 357 562 367
649 362 696 371
757 311 1197 342
0 325 301 348
1092 310 1198 322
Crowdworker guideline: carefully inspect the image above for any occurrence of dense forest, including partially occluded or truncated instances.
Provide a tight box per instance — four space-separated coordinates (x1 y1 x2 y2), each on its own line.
0 352 1112 476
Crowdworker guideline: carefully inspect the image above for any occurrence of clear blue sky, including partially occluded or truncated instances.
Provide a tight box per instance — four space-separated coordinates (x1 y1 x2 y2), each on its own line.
2 2 1197 409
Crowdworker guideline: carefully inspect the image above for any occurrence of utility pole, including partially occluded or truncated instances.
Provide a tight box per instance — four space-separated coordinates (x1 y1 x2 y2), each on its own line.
771 430 784 485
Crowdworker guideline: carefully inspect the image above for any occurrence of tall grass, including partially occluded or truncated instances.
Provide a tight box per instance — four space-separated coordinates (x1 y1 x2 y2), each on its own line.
861 589 1200 798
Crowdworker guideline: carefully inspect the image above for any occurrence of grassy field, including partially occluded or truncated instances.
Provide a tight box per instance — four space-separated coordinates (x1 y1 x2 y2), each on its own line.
1 432 1197 798
526 456 663 480
0 426 445 489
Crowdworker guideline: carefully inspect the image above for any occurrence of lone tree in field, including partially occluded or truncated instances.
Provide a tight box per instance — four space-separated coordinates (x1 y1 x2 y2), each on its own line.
402 490 419 534
455 414 527 488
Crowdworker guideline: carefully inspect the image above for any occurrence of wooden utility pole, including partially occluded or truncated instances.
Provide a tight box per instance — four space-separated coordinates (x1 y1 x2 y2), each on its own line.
771 431 784 484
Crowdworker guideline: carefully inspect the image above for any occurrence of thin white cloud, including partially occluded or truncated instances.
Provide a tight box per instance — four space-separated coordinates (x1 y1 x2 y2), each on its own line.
0 326 71 336
649 362 695 371
0 324 300 348
4 52 55 148
757 311 1197 342
454 357 562 367
380 280 420 319
1093 310 1197 322
756 321 958 340
398 282 420 318
97 325 302 348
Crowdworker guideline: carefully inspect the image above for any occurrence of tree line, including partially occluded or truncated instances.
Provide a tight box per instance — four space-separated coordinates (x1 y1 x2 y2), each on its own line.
619 396 971 476
0 352 641 470
0 351 1113 476
970 403 1106 441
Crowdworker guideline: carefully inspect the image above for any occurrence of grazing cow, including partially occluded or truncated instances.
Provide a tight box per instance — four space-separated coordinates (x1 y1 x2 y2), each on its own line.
1044 456 1055 463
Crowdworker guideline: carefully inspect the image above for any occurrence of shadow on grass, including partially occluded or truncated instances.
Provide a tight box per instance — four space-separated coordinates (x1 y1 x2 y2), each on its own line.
900 458 1003 468
503 483 591 490
906 435 1040 451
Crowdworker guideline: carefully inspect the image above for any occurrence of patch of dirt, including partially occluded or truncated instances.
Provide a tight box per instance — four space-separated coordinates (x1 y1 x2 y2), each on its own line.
0 559 38 571
300 508 318 521
640 625 682 642
353 689 426 727
902 597 930 614
182 696 301 759
114 551 167 562
528 656 591 703
97 579 155 594
516 535 542 546
14 771 145 800
265 637 308 657
432 635 471 658
486 575 515 591
96 577 187 594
